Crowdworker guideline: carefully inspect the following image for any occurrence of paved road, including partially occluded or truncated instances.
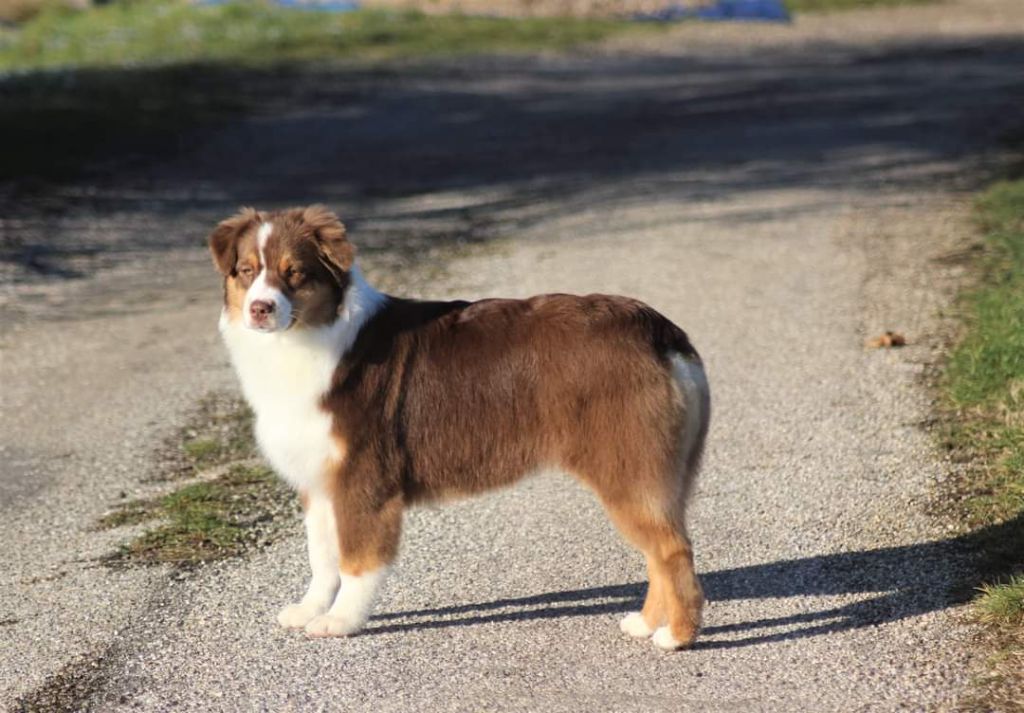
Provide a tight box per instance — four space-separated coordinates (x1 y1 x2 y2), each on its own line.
2 1 1024 710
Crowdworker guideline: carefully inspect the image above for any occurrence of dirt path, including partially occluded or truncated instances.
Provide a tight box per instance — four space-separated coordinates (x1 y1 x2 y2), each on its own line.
2 0 1023 709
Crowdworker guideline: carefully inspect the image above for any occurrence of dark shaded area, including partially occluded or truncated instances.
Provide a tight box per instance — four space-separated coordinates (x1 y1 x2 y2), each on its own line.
363 513 1022 648
2 36 1024 284
0 65 250 183
11 640 120 713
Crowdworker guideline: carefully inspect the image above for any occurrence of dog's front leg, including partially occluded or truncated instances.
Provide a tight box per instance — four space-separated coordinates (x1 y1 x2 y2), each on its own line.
304 491 402 638
277 493 341 629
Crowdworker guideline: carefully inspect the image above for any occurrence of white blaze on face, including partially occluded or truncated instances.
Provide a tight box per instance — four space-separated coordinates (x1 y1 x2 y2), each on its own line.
243 222 293 332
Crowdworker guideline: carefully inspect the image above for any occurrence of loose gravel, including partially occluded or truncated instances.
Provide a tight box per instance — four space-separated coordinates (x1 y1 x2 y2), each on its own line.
2 1 1023 710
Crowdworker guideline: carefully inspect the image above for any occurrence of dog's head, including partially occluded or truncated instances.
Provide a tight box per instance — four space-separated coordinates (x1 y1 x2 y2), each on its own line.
209 205 355 333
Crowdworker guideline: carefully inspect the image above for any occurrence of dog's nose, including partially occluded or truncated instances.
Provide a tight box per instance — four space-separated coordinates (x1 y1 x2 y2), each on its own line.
250 300 275 321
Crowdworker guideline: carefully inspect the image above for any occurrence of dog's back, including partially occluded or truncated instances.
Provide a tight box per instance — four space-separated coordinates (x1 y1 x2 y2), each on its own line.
329 292 708 505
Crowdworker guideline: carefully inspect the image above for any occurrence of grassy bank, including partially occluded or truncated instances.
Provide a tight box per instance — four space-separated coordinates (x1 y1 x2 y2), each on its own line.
0 0 947 73
0 1 645 71
942 179 1024 710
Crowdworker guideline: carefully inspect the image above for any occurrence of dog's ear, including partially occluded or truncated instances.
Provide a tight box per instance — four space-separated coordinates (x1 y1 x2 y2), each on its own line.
208 208 260 276
304 204 355 282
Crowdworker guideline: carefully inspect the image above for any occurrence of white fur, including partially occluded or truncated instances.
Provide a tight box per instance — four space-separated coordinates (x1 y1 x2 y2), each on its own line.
277 495 340 629
620 611 655 638
242 222 290 332
305 567 388 637
335 265 390 348
219 264 386 493
670 353 710 466
257 221 273 252
652 626 685 651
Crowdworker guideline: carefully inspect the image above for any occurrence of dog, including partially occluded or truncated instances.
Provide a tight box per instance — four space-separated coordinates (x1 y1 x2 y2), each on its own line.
209 205 710 650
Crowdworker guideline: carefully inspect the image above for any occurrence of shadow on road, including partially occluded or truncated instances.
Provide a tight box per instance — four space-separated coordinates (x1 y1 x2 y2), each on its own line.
364 513 1022 648
3 35 1024 283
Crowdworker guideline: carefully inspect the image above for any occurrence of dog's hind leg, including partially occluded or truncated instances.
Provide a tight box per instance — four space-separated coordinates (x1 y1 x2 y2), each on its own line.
648 524 702 651
604 500 703 650
620 555 665 638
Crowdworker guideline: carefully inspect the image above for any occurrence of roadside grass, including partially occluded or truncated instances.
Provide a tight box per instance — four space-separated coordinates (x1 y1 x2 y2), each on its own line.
0 0 945 74
99 394 296 568
0 1 648 71
940 179 1024 711
106 464 292 565
977 575 1024 627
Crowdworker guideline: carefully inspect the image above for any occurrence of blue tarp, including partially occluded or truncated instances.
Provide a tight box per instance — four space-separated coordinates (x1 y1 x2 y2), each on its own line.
635 0 790 22
198 0 787 22
273 0 361 11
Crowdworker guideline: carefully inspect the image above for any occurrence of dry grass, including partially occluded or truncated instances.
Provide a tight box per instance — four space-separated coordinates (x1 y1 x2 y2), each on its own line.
0 0 85 23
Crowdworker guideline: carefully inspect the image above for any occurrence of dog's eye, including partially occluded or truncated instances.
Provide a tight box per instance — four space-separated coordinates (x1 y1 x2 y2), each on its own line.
237 265 254 278
285 267 305 287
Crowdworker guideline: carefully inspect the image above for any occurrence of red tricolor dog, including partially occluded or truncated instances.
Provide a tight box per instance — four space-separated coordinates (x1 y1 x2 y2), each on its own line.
209 205 710 650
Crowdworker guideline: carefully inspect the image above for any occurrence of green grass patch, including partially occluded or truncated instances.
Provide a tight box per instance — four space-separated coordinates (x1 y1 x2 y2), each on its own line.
0 0 945 75
97 501 155 529
978 576 1024 627
108 463 293 566
943 180 1024 529
100 393 296 567
940 178 1024 711
0 1 646 71
182 438 222 463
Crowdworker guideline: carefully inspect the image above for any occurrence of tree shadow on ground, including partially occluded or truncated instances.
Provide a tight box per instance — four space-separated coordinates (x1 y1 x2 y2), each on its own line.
3 34 1024 281
363 513 1022 648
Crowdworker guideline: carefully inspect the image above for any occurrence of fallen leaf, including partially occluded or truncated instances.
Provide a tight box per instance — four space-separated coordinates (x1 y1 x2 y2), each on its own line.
866 331 907 349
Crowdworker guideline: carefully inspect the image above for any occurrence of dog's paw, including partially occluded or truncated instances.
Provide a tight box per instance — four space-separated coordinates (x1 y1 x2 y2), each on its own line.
619 612 654 638
304 613 364 638
652 626 692 651
277 602 325 629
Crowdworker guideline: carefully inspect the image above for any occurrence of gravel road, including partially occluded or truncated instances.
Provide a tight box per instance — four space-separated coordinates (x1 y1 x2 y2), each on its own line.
2 1 1024 710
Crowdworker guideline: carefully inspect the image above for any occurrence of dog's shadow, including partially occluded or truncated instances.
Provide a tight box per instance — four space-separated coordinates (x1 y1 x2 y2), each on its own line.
364 515 1020 649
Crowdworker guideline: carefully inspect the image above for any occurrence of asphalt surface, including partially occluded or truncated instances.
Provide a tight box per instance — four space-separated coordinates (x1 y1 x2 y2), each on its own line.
3 1 1024 710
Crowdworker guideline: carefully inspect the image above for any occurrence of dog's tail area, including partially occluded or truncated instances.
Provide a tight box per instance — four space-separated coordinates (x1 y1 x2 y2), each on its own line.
669 351 711 500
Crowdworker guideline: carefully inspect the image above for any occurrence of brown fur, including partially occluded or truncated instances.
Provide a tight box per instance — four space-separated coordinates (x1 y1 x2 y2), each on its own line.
210 206 710 646
321 294 706 643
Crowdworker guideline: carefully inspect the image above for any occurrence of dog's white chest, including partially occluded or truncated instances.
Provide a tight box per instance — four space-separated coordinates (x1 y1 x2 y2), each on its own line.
220 317 345 492
253 393 339 492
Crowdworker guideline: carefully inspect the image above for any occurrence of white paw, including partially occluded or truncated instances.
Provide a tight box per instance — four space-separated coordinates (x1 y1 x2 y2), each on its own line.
304 612 365 638
652 626 686 651
620 612 654 638
277 602 326 629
